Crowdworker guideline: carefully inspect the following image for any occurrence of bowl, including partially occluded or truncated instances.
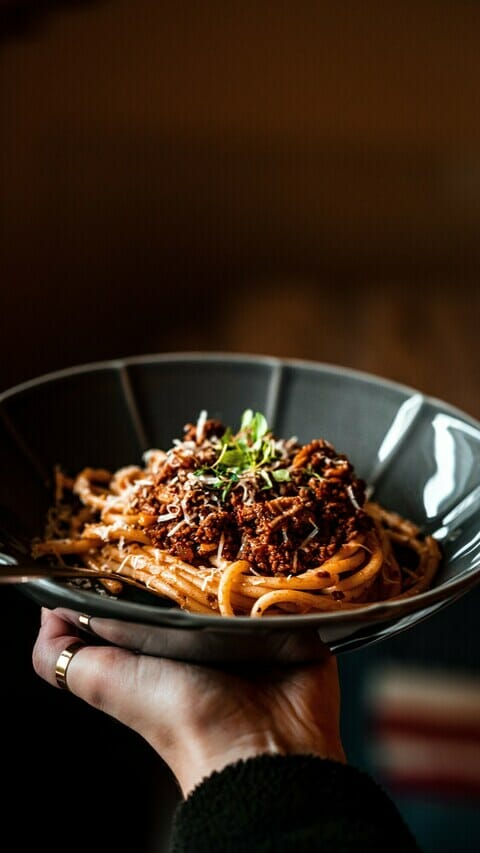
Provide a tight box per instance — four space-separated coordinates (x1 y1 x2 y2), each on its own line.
1 351 480 663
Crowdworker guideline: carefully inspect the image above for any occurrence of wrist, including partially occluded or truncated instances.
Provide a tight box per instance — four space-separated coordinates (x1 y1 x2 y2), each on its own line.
174 726 345 798
175 730 279 796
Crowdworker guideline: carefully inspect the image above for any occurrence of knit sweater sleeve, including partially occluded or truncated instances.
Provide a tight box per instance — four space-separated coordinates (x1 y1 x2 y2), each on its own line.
169 754 421 853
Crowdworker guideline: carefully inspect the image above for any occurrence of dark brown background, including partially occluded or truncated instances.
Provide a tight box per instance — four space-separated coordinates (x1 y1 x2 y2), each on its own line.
1 0 480 414
1 2 480 851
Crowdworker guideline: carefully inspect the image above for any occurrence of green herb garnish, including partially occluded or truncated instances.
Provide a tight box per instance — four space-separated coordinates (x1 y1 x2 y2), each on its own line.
195 409 290 498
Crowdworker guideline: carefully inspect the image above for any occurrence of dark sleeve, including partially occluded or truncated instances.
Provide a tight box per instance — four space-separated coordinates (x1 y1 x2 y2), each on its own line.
170 754 421 853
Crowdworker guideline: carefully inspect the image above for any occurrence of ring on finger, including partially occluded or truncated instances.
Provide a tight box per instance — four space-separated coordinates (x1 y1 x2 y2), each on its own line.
55 641 86 691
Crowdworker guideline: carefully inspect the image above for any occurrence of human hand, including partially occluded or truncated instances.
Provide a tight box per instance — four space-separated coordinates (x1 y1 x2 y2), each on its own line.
32 607 345 796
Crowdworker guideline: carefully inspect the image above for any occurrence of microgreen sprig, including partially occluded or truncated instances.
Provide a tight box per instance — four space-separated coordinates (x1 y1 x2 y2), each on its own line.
194 409 290 499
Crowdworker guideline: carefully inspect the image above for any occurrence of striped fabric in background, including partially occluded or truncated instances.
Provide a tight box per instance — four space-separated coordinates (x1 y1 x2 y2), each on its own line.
365 664 480 800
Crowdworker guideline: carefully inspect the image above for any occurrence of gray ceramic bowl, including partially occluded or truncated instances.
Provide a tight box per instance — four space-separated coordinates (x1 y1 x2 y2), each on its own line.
1 352 480 663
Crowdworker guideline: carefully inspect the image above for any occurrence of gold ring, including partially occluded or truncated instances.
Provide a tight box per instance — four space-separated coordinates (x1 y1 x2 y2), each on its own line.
78 613 92 631
55 641 85 691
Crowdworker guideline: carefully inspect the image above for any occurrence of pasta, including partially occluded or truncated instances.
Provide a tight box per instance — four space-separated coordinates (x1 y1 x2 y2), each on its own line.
32 410 442 617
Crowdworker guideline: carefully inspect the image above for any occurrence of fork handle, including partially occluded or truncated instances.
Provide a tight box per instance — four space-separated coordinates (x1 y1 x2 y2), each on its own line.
0 563 120 584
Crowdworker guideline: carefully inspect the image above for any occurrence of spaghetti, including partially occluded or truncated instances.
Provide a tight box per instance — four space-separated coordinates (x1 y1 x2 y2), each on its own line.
32 410 442 617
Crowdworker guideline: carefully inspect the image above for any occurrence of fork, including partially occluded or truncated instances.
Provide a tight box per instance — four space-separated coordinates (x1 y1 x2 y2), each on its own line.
0 561 149 590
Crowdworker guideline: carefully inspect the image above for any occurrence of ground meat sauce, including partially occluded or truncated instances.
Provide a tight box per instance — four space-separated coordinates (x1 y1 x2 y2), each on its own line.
135 414 372 576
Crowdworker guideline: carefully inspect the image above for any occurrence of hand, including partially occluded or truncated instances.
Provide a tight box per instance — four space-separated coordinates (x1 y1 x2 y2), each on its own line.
32 607 346 796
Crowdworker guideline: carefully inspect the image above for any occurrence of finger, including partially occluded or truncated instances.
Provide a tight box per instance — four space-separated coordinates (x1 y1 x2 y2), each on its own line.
46 608 142 648
51 607 139 648
32 610 174 727
33 606 132 691
32 607 87 689
33 611 147 712
48 606 99 637
56 642 178 743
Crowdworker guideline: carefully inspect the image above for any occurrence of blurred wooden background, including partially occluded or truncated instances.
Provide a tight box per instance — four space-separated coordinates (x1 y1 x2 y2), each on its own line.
1 3 480 852
1 0 480 417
